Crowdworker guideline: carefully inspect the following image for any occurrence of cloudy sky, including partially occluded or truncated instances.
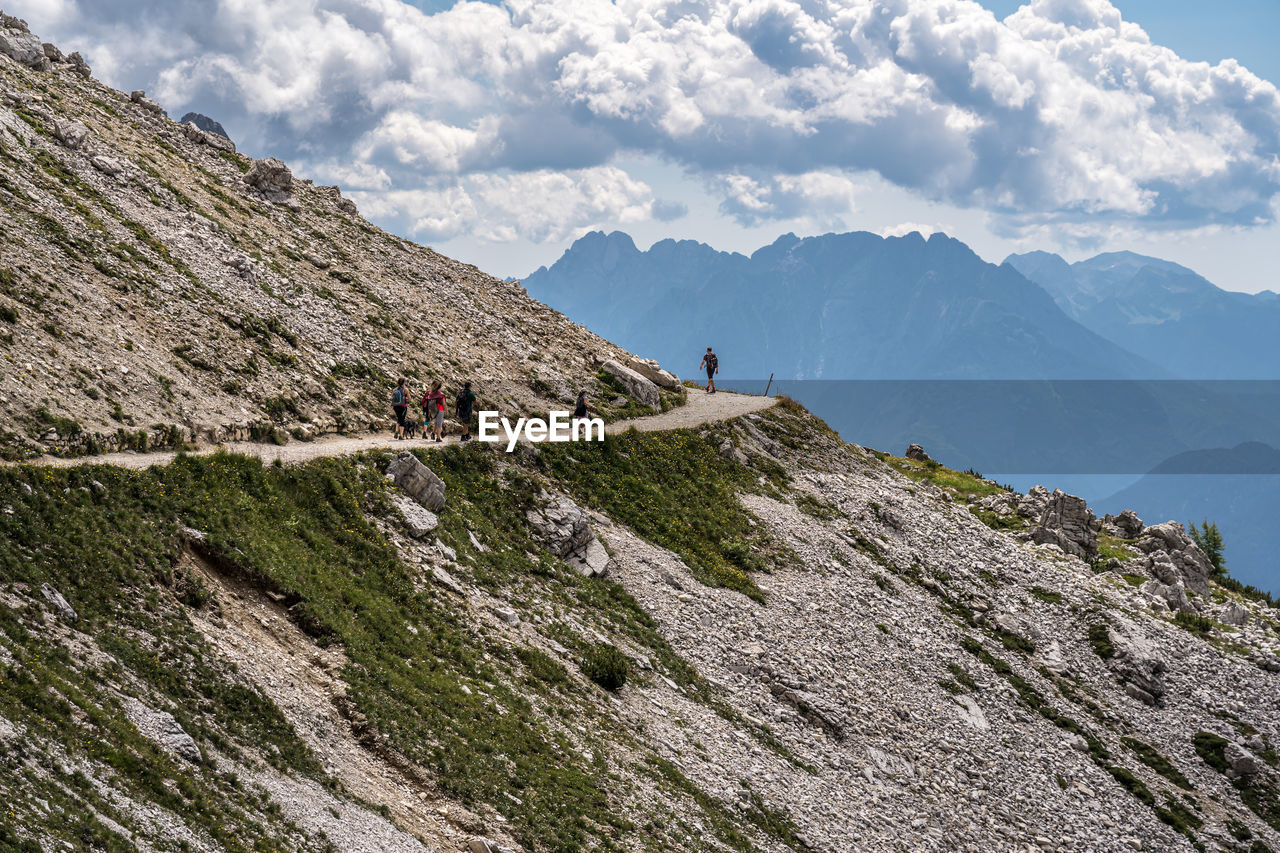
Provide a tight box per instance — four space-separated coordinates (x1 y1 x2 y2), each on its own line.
14 0 1280 291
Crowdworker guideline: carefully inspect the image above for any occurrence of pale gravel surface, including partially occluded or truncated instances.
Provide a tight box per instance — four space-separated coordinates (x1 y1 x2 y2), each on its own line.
16 391 775 469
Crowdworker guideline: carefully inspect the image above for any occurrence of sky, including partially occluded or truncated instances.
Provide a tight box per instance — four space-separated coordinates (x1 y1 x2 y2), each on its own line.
11 0 1280 291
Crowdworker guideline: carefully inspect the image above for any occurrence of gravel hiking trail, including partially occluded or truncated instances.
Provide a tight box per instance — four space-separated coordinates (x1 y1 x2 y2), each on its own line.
19 391 776 470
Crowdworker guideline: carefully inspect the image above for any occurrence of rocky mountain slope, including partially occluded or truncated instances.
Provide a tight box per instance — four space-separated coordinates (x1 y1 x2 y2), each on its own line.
3 15 1280 853
4 396 1280 853
0 12 665 461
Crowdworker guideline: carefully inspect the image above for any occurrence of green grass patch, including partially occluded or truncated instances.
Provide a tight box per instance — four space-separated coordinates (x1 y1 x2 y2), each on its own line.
1173 611 1215 635
1122 737 1194 790
884 455 1010 502
1098 533 1138 563
1029 586 1064 605
1087 623 1115 659
539 428 790 601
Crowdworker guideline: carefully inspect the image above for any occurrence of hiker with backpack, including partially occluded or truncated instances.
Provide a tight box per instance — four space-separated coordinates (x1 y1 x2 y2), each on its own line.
573 389 589 422
456 381 477 442
391 378 410 439
700 347 719 394
423 380 446 443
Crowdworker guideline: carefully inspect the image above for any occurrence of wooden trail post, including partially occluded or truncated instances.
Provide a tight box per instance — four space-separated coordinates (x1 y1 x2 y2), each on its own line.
764 373 774 397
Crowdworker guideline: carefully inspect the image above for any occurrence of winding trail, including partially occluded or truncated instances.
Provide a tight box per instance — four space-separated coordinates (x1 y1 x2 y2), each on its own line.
18 391 775 470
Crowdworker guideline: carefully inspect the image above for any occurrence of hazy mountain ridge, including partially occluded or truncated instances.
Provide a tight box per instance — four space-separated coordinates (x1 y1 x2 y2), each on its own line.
525 230 1165 380
1006 250 1280 379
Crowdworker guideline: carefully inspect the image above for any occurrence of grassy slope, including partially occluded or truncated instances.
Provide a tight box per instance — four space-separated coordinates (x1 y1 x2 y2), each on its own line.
0 423 807 852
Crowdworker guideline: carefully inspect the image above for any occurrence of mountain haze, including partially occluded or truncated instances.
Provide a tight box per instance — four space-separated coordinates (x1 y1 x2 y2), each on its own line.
1006 250 1280 379
523 230 1163 380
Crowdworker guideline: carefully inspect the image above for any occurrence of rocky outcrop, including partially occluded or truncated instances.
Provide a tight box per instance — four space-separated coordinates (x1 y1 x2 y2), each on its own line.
0 16 49 71
394 496 439 539
904 443 930 462
385 453 446 512
129 89 165 115
1102 509 1143 539
40 583 77 623
625 357 681 390
1134 522 1213 597
244 157 293 202
123 697 202 763
600 359 660 410
526 492 610 577
1018 486 1098 559
183 120 236 153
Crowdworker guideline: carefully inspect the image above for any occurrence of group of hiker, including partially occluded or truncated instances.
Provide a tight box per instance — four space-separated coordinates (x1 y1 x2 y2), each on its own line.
389 347 720 441
391 378 477 442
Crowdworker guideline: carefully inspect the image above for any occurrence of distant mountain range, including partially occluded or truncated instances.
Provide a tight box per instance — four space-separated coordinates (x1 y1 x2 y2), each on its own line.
523 230 1164 380
1006 251 1280 379
524 230 1280 593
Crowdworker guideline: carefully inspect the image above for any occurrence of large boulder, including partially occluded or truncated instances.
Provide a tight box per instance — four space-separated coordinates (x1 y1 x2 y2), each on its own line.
1106 624 1168 706
129 89 164 115
1019 486 1097 559
53 118 90 150
385 452 446 512
183 121 236 153
394 496 439 538
904 443 931 462
600 359 660 410
123 698 202 763
1225 742 1260 778
244 157 293 200
526 492 610 577
0 15 50 71
40 583 77 623
625 357 681 390
1134 522 1213 597
67 50 90 78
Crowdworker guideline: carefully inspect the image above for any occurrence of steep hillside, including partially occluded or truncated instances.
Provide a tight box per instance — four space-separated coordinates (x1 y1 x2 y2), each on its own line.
0 14 655 461
1006 250 1280 379
3 399 1279 852
521 230 1163 380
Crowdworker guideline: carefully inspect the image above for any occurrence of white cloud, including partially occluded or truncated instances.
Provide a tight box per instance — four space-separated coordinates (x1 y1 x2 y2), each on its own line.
350 165 657 242
17 0 1280 243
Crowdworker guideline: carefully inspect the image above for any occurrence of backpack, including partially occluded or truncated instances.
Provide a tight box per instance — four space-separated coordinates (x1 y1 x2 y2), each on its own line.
392 386 405 406
707 353 718 371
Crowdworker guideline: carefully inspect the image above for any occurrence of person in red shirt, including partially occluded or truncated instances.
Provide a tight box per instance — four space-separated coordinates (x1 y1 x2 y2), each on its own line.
423 380 446 443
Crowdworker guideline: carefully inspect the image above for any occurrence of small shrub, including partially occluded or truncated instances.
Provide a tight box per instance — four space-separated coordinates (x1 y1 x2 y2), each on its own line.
1173 611 1214 635
580 643 629 692
1087 623 1115 659
1193 731 1230 774
1029 586 1064 605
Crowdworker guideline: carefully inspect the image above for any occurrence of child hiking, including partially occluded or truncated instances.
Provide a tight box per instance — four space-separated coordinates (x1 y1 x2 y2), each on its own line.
456 381 477 442
391 378 410 439
423 380 446 443
700 347 718 394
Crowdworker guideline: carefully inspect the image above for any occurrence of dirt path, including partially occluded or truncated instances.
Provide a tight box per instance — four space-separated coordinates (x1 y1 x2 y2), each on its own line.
17 391 775 470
